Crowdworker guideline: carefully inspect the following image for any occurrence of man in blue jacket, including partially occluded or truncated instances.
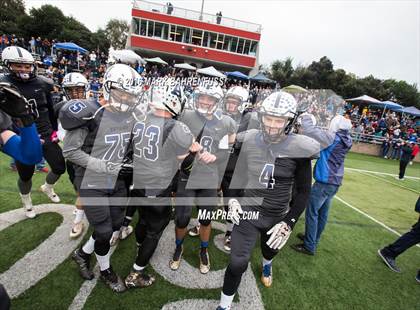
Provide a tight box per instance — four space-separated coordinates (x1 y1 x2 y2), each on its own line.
291 114 353 255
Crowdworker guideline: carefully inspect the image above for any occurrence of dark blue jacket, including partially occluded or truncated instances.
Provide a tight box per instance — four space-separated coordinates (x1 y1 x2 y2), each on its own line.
313 130 352 186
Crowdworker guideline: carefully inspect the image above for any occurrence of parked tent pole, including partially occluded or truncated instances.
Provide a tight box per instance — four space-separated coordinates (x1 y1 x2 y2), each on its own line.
77 51 80 71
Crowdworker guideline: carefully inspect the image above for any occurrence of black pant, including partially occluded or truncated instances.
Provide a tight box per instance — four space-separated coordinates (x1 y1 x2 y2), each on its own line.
382 218 420 258
222 209 284 296
175 172 217 228
399 160 409 179
131 189 172 267
78 180 127 255
0 284 10 310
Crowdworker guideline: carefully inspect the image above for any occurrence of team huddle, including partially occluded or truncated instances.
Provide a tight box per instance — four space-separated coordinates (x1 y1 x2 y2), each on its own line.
0 46 354 310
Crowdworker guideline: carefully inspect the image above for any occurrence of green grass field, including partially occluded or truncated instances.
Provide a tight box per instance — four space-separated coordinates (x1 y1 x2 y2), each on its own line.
0 152 419 310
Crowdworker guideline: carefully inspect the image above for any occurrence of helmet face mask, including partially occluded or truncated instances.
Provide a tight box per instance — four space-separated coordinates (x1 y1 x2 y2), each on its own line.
9 62 36 81
260 114 291 142
64 86 86 100
148 82 183 118
108 86 140 113
102 64 142 113
224 95 242 115
2 46 37 81
258 91 298 142
62 72 89 100
195 93 219 115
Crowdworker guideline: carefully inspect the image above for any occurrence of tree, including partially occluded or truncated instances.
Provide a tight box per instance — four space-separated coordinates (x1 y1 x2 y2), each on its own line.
90 29 111 53
0 0 26 35
270 57 294 87
307 56 334 89
105 19 129 49
25 5 66 39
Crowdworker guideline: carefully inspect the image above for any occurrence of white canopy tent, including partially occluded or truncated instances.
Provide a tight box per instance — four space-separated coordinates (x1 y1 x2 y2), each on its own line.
196 66 226 79
346 95 382 104
145 57 168 65
174 63 197 71
109 49 146 65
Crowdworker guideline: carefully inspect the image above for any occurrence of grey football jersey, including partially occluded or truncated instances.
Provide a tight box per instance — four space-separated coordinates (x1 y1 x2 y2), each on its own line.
132 113 193 192
180 109 236 189
231 129 320 216
83 109 135 187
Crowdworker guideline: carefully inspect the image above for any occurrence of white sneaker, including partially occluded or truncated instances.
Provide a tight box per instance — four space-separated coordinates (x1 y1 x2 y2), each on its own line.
20 193 36 218
40 184 60 203
119 225 133 240
69 222 84 239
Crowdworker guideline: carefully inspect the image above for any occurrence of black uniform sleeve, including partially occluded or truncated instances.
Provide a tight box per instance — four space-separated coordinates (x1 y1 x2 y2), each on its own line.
283 158 312 229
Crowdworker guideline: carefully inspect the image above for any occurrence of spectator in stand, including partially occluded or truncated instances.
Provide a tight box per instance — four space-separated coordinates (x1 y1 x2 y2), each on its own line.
390 138 401 160
89 51 97 68
29 36 36 53
381 135 392 158
397 140 413 180
35 37 42 54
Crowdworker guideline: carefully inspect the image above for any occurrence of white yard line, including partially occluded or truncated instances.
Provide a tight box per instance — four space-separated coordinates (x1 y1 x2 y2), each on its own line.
345 167 420 180
349 170 420 194
334 195 420 249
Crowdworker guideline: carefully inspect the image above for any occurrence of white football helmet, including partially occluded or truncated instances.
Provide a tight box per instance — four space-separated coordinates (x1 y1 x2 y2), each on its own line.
62 72 89 100
102 63 142 113
1 46 36 80
223 86 249 115
148 80 184 117
193 83 223 115
259 91 298 141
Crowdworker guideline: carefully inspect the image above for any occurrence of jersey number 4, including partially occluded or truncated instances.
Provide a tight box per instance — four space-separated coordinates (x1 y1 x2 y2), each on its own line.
259 163 275 189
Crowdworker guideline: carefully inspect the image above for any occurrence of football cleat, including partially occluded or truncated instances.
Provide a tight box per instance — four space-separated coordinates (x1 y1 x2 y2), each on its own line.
119 225 133 240
20 193 36 218
261 264 272 287
125 269 155 288
223 235 231 252
69 222 84 239
199 249 210 274
72 249 94 280
40 184 60 203
216 307 230 310
170 245 183 270
100 267 127 293
188 224 200 237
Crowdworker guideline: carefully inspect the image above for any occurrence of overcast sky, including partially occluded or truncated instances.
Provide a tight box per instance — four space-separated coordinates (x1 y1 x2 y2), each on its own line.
26 0 420 86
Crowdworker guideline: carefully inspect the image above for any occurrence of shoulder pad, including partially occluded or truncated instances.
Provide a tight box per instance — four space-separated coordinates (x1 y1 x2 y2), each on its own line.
283 134 320 159
37 75 54 86
59 99 100 130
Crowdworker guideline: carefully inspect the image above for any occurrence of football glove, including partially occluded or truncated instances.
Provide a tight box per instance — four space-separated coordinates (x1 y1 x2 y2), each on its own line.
0 82 39 127
266 221 292 250
228 198 243 226
105 162 133 178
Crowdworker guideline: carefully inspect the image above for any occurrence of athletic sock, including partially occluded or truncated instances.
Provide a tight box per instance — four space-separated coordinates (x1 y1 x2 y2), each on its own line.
95 250 111 271
262 257 272 267
82 236 95 255
74 209 84 224
133 264 145 271
220 292 234 309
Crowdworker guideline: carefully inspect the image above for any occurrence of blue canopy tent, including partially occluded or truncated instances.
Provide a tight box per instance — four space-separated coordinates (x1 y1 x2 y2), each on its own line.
52 42 88 70
53 42 88 54
402 106 420 117
250 72 275 84
379 100 403 111
226 71 249 80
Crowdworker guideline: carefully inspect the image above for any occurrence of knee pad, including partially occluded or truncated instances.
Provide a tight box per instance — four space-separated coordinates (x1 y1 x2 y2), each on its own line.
198 218 211 226
94 230 113 245
175 216 190 229
228 258 249 276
